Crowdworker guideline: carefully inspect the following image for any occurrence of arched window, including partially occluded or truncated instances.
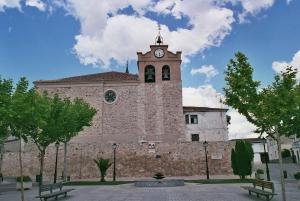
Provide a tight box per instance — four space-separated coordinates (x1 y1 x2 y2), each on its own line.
145 65 155 83
162 65 170 80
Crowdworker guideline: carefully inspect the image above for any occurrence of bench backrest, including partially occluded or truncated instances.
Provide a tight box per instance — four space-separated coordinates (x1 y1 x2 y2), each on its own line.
40 182 63 195
253 180 274 193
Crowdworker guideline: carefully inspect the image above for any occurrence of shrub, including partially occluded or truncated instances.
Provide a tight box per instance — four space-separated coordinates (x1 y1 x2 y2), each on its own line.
281 149 291 158
16 176 32 182
294 172 300 180
94 158 112 182
153 172 165 180
256 169 264 174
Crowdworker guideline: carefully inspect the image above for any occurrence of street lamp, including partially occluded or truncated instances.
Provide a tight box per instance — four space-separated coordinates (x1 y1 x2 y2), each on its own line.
112 143 118 182
203 140 210 180
54 141 60 183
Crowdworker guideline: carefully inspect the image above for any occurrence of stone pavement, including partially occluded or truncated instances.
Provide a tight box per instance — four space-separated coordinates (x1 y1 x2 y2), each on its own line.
0 182 300 201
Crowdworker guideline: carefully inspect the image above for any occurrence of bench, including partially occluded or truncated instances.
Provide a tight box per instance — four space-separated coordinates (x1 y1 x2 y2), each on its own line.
241 179 277 201
36 182 73 201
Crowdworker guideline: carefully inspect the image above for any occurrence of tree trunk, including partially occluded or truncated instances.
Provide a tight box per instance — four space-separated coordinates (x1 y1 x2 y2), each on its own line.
277 130 287 201
18 140 25 201
39 149 45 195
63 142 68 182
0 143 4 179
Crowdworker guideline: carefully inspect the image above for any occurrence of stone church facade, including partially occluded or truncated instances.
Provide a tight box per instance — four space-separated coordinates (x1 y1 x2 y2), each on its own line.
2 41 233 180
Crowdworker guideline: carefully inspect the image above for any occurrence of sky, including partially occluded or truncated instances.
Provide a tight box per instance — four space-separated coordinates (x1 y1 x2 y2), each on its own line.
1 0 300 139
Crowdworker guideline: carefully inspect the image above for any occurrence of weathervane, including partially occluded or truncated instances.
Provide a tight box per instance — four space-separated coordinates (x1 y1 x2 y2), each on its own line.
155 23 163 45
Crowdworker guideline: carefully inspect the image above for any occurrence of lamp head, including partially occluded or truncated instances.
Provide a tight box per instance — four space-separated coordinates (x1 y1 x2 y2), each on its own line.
112 143 117 149
55 141 60 148
203 140 208 147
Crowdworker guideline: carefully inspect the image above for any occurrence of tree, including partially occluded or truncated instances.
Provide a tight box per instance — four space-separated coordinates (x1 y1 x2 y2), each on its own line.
224 52 300 201
0 77 13 178
9 78 43 201
231 140 254 179
94 158 112 182
58 98 96 181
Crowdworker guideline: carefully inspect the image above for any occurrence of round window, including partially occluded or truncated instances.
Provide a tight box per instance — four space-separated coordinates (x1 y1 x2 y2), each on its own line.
104 90 117 104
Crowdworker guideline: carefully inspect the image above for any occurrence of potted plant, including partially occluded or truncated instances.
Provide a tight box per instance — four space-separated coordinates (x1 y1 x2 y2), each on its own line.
255 169 264 180
153 172 165 180
16 176 32 190
294 172 300 188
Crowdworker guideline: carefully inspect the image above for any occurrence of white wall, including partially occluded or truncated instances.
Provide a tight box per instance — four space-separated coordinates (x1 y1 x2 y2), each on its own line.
184 111 228 142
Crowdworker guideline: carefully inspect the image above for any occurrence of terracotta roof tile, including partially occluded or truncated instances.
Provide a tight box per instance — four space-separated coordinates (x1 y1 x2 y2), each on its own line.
34 71 139 84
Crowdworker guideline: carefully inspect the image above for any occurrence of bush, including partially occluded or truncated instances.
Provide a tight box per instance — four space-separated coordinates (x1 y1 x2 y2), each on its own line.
294 172 300 180
153 172 165 180
16 176 32 182
94 158 112 182
281 149 291 158
256 169 264 174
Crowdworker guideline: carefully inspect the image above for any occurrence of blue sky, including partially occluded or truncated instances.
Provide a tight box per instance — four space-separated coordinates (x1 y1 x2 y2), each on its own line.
1 0 300 138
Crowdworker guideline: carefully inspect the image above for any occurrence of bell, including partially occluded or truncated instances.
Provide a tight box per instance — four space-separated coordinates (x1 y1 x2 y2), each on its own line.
156 36 162 44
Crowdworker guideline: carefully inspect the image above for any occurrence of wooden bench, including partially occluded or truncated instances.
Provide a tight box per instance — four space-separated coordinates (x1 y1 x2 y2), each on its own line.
241 179 277 201
36 182 73 201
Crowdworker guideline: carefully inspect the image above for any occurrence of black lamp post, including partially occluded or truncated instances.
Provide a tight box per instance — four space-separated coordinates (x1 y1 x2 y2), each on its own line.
263 138 271 181
203 140 210 180
112 143 117 182
54 141 60 183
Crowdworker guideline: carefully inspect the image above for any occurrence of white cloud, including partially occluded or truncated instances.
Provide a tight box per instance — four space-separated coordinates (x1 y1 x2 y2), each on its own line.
182 85 257 139
272 50 300 79
26 0 46 11
220 0 275 23
0 0 21 11
54 0 235 67
191 65 219 81
286 0 293 5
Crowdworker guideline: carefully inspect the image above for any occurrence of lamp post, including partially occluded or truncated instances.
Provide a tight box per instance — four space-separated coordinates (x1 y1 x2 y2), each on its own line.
203 140 210 180
54 141 60 183
112 143 117 182
263 138 271 181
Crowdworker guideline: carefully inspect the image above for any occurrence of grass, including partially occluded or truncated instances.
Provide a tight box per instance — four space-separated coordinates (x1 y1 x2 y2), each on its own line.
63 181 133 186
186 179 255 184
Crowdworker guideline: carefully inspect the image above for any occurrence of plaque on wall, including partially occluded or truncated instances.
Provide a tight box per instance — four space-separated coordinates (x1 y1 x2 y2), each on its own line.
211 152 222 160
148 142 156 153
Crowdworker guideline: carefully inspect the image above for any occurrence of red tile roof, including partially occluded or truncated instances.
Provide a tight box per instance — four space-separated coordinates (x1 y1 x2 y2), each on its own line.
34 71 139 84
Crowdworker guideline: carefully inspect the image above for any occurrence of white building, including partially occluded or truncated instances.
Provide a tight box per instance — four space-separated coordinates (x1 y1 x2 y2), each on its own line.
183 106 229 142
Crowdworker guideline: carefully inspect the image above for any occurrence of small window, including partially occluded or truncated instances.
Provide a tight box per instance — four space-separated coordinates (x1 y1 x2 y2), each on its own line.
190 115 198 124
145 65 155 83
162 65 170 80
191 134 199 142
185 114 189 124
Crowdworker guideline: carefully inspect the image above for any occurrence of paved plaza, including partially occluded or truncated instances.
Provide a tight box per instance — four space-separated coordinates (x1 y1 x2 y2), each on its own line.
1 182 300 201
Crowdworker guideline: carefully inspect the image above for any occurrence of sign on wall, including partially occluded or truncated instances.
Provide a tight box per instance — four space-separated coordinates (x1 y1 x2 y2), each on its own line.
211 152 222 160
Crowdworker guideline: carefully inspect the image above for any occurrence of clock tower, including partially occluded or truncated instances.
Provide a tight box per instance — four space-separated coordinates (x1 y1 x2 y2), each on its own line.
136 28 185 143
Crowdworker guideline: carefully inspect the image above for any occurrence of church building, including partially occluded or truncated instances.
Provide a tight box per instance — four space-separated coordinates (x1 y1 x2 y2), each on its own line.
3 34 233 179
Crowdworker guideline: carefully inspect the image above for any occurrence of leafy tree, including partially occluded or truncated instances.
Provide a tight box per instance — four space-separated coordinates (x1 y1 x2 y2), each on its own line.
231 140 254 179
57 98 96 181
9 78 43 201
94 158 112 182
0 77 13 177
224 52 300 201
231 148 238 175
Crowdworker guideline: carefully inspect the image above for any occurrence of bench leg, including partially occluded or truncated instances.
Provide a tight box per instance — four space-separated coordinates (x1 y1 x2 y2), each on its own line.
266 195 269 201
249 191 251 195
257 193 259 198
65 192 67 197
55 195 58 200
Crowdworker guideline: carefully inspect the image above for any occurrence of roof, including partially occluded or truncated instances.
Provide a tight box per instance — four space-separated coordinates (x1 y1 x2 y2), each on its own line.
34 71 139 85
183 106 228 112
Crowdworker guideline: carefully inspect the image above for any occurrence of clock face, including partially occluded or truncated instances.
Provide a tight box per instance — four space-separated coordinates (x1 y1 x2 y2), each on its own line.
104 90 117 103
154 48 164 58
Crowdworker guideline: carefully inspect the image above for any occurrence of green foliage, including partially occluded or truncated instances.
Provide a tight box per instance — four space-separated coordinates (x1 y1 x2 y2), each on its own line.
0 77 13 143
256 169 264 174
94 158 112 182
294 172 300 180
231 140 254 179
224 52 300 139
16 176 32 182
153 172 165 180
281 149 291 158
231 149 238 175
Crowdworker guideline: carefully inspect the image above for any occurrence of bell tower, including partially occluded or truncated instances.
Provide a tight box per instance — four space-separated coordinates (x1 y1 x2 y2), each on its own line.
136 25 185 143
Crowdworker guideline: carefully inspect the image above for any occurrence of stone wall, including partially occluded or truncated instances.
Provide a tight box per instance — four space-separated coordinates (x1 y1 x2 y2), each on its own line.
2 141 234 180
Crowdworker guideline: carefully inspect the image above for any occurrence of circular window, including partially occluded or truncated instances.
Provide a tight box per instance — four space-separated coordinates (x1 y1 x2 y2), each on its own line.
104 90 117 104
